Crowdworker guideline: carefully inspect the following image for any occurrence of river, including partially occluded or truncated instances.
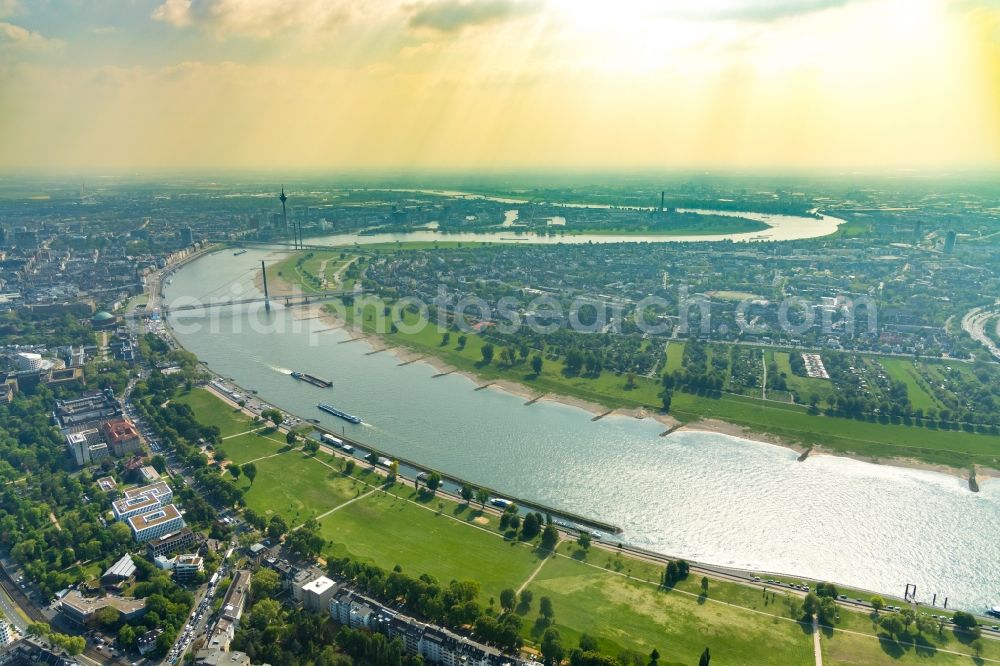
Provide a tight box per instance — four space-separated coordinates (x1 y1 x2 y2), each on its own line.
164 246 1000 612
310 198 845 244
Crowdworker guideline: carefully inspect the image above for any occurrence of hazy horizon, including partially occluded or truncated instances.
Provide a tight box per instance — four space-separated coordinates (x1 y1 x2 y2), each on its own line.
1 0 999 172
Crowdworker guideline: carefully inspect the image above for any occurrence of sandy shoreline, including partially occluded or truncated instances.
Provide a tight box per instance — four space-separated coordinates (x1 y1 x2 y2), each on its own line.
258 266 986 485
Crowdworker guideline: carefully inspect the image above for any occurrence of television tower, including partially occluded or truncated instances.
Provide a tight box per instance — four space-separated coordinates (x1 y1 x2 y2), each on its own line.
280 185 299 249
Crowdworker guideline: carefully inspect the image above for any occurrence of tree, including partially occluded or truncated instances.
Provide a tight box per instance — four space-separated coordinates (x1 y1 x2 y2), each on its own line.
578 634 598 652
285 430 298 446
648 648 659 666
531 355 543 376
118 625 137 649
676 560 689 578
519 589 533 612
264 409 283 427
661 391 672 412
27 622 50 638
952 611 978 631
663 561 679 586
540 628 564 666
699 648 711 666
426 472 442 493
577 532 591 550
481 343 495 364
95 605 119 629
229 465 241 480
880 614 905 639
249 598 284 631
500 588 517 613
150 454 167 473
816 582 839 598
802 592 819 617
476 488 490 509
700 576 709 594
241 462 257 484
267 515 288 541
915 614 937 636
539 596 555 622
521 512 541 540
541 525 559 551
870 596 884 613
285 517 326 559
461 484 474 504
303 439 320 455
252 568 281 598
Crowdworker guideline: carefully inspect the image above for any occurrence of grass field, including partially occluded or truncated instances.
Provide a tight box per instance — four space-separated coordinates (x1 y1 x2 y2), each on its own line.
664 341 685 374
771 351 836 404
237 450 364 525
216 430 283 466
522 554 815 665
318 490 543 603
267 250 356 293
880 359 940 412
175 388 256 438
821 607 1000 665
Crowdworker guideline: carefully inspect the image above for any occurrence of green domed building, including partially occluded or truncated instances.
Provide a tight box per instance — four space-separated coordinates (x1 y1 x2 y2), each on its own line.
90 310 119 329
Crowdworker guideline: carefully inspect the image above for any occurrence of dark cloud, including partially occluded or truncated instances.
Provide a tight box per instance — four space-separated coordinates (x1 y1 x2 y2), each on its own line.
664 0 864 23
408 0 541 33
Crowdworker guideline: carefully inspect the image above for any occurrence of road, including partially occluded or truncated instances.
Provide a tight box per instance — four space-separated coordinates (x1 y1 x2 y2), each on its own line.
164 558 232 665
0 584 27 633
812 615 823 666
761 349 767 399
961 305 1000 360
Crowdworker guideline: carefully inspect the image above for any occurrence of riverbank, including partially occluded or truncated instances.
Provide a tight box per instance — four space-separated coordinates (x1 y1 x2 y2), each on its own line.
254 254 995 483
327 304 996 482
188 383 930 611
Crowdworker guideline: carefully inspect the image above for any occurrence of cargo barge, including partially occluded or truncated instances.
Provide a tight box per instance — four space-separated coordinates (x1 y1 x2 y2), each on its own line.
291 371 332 388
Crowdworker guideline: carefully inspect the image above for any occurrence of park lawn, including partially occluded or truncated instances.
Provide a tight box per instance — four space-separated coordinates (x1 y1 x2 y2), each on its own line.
238 449 364 525
522 554 815 666
318 490 543 603
664 341 685 374
216 430 284 466
337 300 666 409
267 250 356 294
556 543 803 617
669 391 1000 469
771 351 835 404
175 388 256 438
821 609 1000 665
880 359 940 411
823 608 1000 664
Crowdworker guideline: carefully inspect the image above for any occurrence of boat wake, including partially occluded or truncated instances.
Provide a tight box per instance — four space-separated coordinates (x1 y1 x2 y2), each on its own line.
270 365 292 375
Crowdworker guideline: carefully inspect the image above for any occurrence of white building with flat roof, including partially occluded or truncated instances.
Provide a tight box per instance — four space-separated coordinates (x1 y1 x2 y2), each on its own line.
127 504 185 542
112 481 173 521
301 575 338 613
